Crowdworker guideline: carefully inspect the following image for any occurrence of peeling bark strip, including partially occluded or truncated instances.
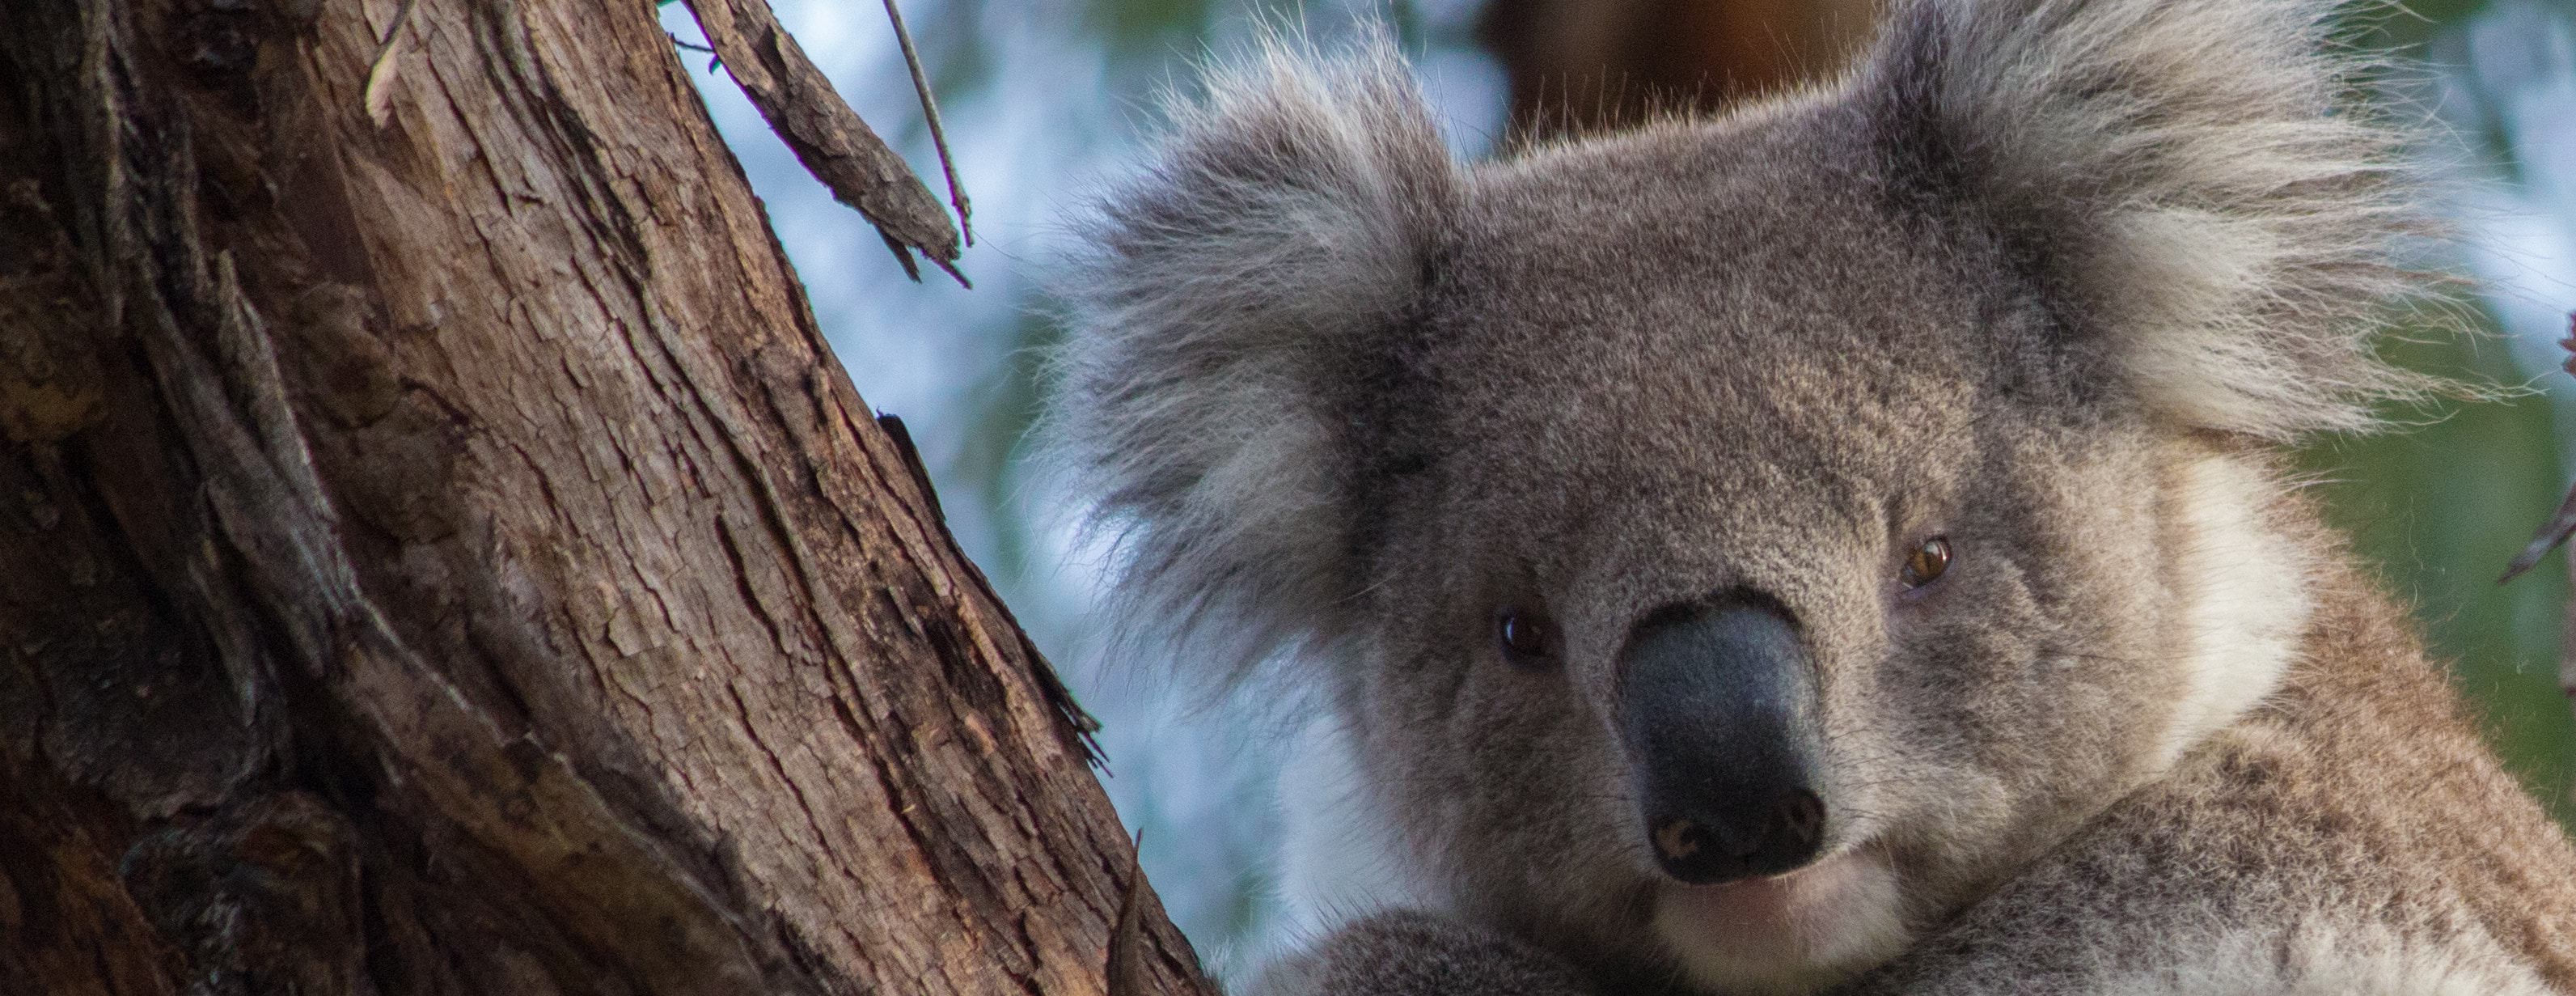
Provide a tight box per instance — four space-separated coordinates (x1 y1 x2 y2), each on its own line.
678 0 967 284
0 0 1207 994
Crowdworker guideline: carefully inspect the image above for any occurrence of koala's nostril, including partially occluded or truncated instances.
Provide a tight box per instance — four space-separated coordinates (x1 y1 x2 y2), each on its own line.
1652 817 1706 862
1644 790 1829 885
1770 789 1826 857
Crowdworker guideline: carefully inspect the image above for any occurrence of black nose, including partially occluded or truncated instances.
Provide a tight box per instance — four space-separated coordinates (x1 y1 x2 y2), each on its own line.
1646 788 1826 884
1618 596 1829 884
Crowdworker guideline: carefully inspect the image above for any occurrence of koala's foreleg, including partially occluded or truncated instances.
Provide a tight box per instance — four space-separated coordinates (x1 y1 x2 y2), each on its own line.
1246 912 1601 996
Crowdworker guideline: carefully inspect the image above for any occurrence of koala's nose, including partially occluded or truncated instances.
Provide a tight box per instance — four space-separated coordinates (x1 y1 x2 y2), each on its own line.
1618 596 1829 885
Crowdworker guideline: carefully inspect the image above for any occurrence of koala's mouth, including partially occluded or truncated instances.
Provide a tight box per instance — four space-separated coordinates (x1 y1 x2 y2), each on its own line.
1650 846 1911 993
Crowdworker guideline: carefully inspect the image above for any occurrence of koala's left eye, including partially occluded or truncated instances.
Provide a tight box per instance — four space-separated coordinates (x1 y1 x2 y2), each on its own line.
1901 536 1952 590
1496 607 1559 668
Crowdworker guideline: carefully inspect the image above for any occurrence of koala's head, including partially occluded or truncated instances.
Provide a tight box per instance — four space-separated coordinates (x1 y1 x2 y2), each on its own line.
1050 0 2436 990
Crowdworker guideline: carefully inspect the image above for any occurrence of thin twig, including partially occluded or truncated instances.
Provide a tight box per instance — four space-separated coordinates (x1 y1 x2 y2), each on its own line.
880 0 971 246
2502 312 2576 584
667 32 722 73
362 0 422 127
2505 485 2576 584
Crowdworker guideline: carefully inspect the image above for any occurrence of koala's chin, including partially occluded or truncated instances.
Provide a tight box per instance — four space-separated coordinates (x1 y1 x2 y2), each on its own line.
1652 851 1910 994
1051 0 2576 992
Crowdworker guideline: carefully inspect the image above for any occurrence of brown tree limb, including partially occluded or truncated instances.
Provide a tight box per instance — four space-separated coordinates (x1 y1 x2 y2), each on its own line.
1479 0 1880 139
679 0 967 284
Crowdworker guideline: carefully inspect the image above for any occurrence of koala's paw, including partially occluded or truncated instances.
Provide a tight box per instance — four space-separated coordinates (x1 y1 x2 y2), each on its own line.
1246 912 1597 996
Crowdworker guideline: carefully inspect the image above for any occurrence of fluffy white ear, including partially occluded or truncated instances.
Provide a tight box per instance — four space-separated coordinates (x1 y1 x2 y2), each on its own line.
1863 0 2444 439
1047 36 1459 685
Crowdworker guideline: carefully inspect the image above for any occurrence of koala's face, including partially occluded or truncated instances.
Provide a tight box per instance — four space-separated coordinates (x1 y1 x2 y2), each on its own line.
1340 117 2238 990
1055 1 2414 990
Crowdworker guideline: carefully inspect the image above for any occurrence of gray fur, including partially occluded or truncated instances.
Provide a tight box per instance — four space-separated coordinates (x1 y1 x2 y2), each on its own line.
1863 0 2443 439
1047 36 1459 685
1046 0 2576 994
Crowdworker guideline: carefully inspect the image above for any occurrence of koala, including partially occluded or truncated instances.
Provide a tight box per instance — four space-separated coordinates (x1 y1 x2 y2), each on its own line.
1046 0 2576 992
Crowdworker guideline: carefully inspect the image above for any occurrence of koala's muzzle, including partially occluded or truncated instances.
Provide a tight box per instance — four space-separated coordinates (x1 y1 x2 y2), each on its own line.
1618 597 1827 885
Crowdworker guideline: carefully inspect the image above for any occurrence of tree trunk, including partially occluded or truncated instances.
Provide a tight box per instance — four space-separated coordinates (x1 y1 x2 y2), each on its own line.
1480 0 1880 138
0 1 1210 994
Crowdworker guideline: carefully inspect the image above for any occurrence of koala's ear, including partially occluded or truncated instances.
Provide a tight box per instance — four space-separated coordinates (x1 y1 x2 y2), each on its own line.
1863 0 2443 439
1048 36 1459 684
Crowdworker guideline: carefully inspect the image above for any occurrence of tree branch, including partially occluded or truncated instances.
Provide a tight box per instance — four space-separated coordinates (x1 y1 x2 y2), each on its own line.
679 0 967 284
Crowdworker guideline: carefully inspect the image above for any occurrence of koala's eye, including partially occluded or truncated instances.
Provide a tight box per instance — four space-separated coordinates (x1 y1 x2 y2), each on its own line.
1496 608 1558 668
1901 536 1953 590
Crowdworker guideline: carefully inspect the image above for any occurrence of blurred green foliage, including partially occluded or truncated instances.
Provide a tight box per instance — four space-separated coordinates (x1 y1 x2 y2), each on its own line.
2371 0 2492 49
2297 0 2576 823
2300 324 2576 822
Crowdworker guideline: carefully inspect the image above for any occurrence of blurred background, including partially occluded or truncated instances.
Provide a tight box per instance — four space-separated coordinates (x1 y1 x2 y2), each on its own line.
657 0 2576 982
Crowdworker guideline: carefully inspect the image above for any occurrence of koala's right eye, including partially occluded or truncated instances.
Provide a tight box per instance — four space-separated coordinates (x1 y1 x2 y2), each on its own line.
1901 536 1954 590
1496 608 1559 668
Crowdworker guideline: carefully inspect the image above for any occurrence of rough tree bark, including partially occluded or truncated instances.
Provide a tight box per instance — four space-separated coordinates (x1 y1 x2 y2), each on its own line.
0 0 1212 994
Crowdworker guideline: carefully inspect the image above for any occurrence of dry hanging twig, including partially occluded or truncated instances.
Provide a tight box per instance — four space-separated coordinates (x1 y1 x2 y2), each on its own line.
881 0 971 245
2498 312 2576 584
678 0 967 285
